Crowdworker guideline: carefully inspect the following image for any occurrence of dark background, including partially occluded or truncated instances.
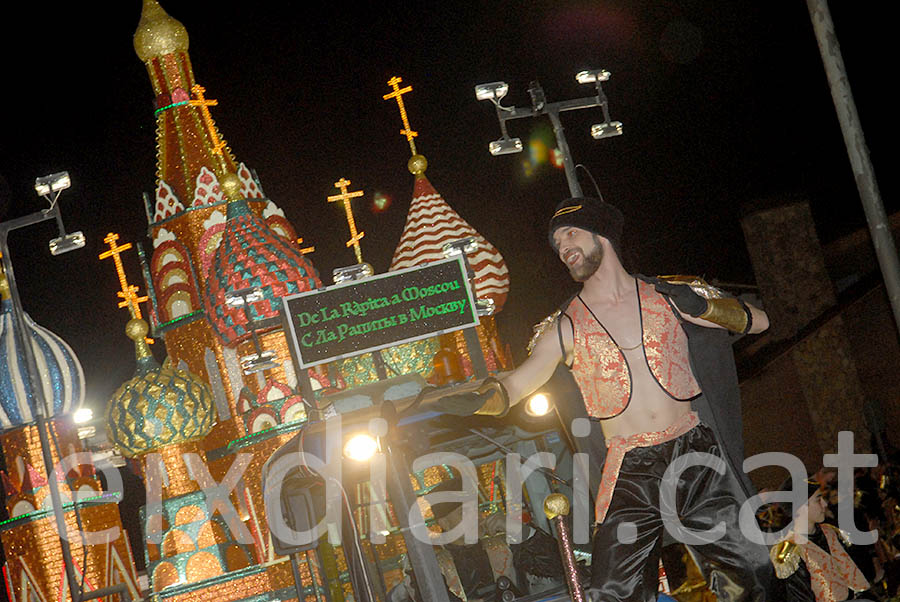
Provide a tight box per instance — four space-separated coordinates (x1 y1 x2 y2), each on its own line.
0 1 892 417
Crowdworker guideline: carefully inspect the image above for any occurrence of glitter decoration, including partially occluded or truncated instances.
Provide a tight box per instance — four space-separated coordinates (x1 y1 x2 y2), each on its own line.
0 269 85 429
390 176 510 311
105 320 214 457
327 178 366 265
204 197 322 345
543 493 586 602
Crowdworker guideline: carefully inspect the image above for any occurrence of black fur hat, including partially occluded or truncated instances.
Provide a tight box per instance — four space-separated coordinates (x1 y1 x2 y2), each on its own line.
548 196 624 255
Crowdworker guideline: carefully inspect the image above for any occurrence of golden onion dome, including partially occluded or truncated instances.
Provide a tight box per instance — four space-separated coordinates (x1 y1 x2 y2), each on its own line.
133 0 189 63
105 319 214 458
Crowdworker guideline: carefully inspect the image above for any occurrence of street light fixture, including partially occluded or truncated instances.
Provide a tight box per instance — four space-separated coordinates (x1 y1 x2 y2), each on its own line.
475 69 623 197
33 171 85 256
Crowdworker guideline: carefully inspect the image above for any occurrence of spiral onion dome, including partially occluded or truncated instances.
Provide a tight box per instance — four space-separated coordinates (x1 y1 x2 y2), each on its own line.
204 199 321 345
390 176 509 312
106 321 214 458
0 297 85 431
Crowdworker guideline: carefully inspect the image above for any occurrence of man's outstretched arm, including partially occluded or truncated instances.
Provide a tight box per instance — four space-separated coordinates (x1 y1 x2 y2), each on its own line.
436 317 570 416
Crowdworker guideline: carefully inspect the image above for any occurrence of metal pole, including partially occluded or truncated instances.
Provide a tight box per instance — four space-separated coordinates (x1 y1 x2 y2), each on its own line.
1 209 83 602
547 109 583 198
806 0 900 334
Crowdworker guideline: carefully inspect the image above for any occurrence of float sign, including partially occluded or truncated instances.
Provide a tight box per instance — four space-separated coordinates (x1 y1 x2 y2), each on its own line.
282 256 479 368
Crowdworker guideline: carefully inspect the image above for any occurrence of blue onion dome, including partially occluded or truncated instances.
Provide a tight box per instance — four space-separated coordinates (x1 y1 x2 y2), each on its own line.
105 318 214 457
0 267 84 431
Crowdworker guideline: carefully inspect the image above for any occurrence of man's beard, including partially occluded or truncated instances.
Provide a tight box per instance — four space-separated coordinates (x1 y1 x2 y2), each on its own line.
569 244 603 282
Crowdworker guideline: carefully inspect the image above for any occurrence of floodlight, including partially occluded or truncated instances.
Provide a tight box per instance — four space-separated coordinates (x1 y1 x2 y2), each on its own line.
34 171 71 197
475 297 495 317
591 121 624 140
488 137 523 156
442 236 479 258
475 81 509 101
73 407 93 424
524 393 552 417
575 69 610 85
225 287 265 306
333 263 374 284
344 433 378 462
240 350 280 375
48 231 85 256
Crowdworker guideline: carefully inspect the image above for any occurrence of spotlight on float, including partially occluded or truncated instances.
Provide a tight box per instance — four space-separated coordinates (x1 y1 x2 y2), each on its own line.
442 236 479 258
488 137 523 156
524 393 552 417
225 287 281 374
35 171 85 256
73 407 93 424
475 81 509 102
344 433 379 462
34 171 71 197
333 263 374 284
591 122 623 140
575 69 610 85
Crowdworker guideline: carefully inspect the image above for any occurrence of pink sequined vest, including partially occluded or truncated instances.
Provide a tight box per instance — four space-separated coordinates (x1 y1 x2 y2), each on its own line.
566 279 701 419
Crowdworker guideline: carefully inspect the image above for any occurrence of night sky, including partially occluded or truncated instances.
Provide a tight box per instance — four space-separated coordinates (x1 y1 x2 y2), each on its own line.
0 2 893 419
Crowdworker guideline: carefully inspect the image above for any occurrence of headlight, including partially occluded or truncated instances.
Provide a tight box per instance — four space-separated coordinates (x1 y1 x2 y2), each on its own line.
343 433 379 462
524 393 551 417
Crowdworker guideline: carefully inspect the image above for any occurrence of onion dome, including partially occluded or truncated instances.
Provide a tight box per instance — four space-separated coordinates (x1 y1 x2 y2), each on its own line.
204 174 321 345
0 269 84 430
133 0 189 62
106 318 214 458
390 165 510 312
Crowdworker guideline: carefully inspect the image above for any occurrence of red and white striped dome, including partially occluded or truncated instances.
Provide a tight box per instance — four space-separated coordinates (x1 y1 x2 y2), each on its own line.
390 176 509 312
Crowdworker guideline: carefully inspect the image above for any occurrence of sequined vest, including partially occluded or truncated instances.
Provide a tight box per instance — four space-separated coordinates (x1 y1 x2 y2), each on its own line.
565 279 701 419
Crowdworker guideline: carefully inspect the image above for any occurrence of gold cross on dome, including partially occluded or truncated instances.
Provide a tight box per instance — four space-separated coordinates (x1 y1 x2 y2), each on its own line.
327 178 365 264
99 232 153 343
383 76 418 156
189 85 227 156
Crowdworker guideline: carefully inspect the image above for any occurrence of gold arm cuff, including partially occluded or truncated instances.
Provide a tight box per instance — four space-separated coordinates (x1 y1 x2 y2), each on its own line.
699 297 749 333
474 380 509 416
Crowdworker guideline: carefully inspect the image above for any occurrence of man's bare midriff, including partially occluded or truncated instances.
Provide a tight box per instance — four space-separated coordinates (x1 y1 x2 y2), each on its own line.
598 338 694 441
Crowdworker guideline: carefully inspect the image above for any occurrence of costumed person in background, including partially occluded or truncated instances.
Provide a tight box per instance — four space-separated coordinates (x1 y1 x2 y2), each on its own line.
438 196 773 601
770 475 875 601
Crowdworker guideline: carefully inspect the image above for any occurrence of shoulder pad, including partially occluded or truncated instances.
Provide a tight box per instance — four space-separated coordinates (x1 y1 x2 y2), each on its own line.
527 310 562 355
657 274 729 300
769 539 802 579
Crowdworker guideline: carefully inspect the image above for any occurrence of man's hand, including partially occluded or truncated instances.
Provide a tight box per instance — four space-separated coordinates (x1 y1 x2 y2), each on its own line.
654 281 708 317
436 378 509 417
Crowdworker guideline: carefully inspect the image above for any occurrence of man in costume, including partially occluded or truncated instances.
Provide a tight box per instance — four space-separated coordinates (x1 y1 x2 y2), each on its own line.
439 196 772 601
770 476 874 601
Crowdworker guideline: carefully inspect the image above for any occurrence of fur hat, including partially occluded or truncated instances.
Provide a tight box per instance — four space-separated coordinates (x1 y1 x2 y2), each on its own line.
548 196 624 254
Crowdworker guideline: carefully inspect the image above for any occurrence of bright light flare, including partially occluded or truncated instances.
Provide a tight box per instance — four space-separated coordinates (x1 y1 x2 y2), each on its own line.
525 394 551 417
344 433 378 462
73 407 94 424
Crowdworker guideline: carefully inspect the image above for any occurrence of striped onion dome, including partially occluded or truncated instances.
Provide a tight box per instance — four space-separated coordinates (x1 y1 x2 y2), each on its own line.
106 318 214 457
204 196 321 345
390 173 510 312
0 272 84 430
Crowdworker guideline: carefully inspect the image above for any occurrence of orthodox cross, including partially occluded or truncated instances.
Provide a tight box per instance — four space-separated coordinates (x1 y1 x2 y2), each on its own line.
295 237 315 255
327 178 365 264
99 232 153 343
189 84 227 156
383 76 418 156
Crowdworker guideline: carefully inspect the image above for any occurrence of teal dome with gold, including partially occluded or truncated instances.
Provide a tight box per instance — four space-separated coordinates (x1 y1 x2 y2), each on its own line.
105 319 214 457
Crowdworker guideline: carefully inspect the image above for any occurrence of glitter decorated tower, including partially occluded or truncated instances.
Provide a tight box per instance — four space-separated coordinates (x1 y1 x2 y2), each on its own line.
0 269 141 602
384 76 512 378
104 2 331 600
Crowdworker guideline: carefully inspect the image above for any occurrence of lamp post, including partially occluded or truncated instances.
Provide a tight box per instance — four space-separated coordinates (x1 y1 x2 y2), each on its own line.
1 172 85 601
1 174 131 602
476 70 623 197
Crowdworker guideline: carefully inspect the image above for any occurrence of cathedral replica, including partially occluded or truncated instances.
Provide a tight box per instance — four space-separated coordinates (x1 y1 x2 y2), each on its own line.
1 1 519 601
